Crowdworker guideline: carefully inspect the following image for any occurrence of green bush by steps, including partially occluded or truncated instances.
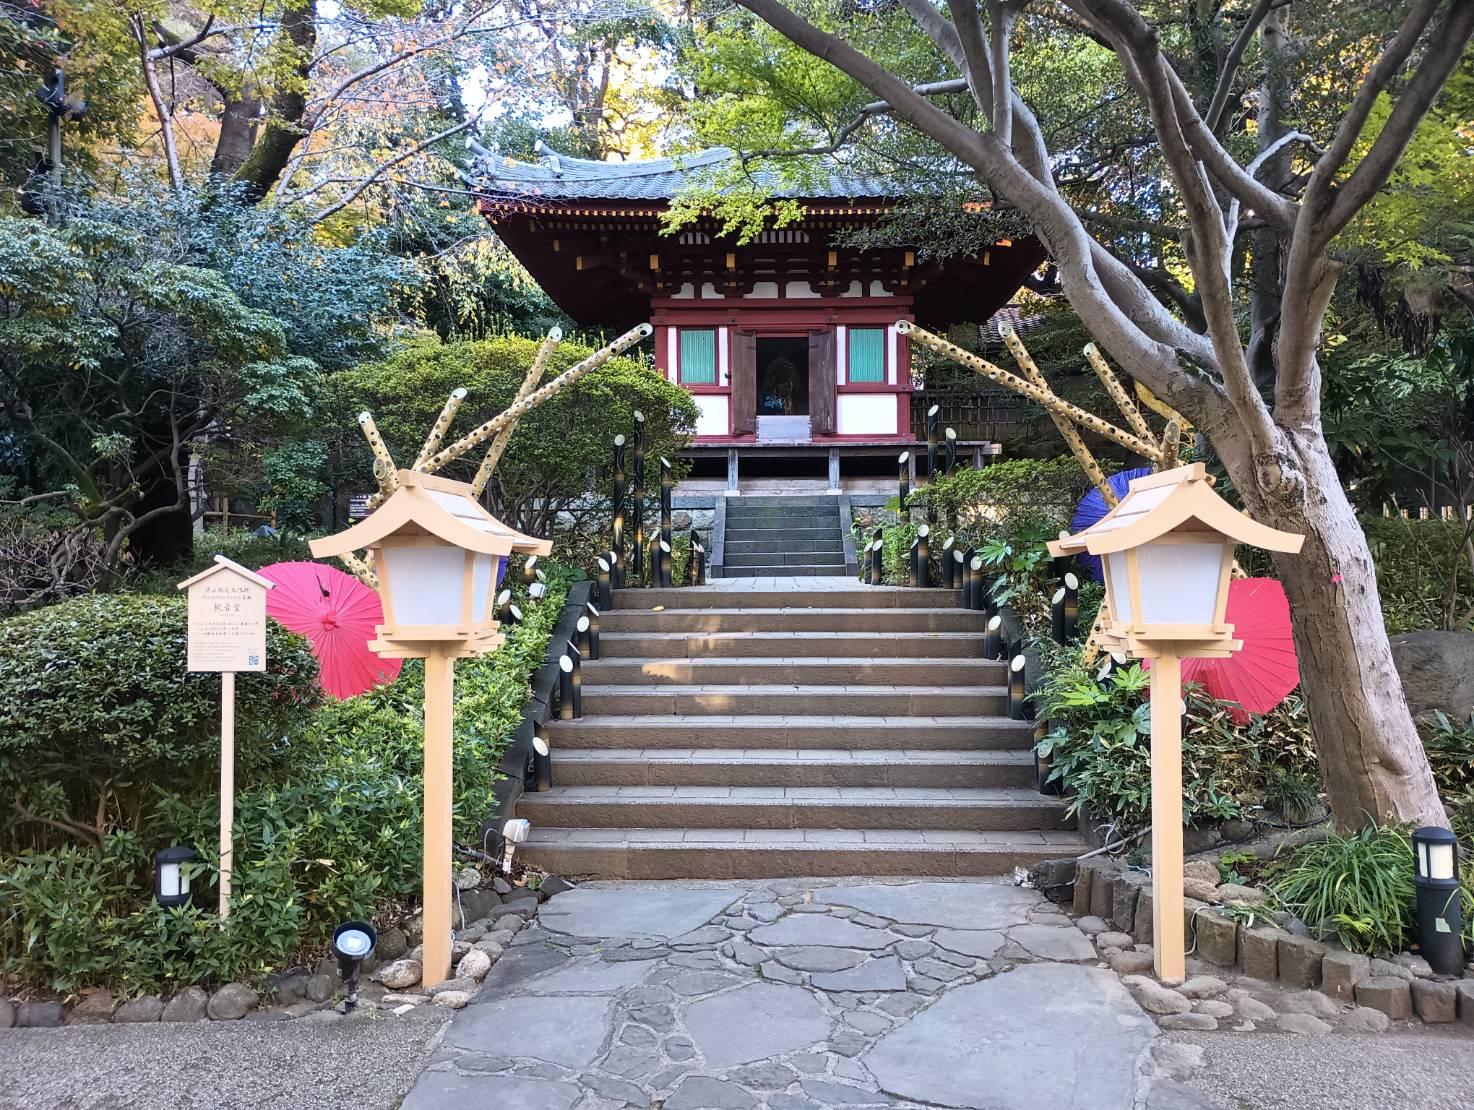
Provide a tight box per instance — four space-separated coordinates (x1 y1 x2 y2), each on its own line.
0 571 567 994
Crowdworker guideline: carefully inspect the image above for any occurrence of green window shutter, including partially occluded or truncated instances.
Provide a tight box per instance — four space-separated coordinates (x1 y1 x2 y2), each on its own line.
849 328 886 383
679 329 717 384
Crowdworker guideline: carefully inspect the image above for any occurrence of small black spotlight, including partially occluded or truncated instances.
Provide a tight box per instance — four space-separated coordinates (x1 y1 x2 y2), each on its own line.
154 845 197 908
1412 826 1464 976
332 920 377 1011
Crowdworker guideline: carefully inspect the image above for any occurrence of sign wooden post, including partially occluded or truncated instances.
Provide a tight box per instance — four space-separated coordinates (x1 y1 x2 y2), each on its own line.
178 556 273 919
1148 653 1186 982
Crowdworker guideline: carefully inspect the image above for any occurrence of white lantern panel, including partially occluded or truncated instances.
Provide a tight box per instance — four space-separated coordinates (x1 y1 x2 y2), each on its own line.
159 862 185 898
381 545 467 627
469 553 499 623
1428 841 1456 881
1136 541 1227 626
1105 552 1133 623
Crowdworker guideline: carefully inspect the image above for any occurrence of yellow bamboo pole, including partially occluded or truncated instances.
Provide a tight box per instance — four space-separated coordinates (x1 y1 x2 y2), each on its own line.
358 412 399 500
1135 380 1190 432
412 388 469 471
1002 327 1119 507
471 327 563 498
338 551 379 589
1159 420 1183 470
1084 343 1154 441
898 322 1163 461
423 324 653 475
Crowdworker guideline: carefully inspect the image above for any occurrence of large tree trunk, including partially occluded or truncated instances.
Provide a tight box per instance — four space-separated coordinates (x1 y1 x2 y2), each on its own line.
231 4 315 202
1216 423 1449 830
211 91 262 178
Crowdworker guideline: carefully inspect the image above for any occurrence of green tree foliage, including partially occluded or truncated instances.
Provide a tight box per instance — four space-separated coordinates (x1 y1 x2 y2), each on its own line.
317 336 698 535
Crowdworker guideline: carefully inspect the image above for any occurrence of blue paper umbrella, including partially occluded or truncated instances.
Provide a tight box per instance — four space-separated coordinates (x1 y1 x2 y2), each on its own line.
1069 467 1154 580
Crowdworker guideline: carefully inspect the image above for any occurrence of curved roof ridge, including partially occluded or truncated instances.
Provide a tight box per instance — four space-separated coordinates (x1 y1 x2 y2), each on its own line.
530 141 735 179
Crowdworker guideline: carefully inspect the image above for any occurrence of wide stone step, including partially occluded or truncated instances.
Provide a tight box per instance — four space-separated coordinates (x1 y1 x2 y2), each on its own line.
722 527 842 544
522 827 1086 879
581 657 1005 686
727 505 840 520
547 715 1035 751
552 748 1036 789
725 551 845 568
599 631 986 659
601 608 984 633
727 495 843 509
716 563 847 577
580 684 1007 716
611 588 959 611
725 538 845 555
517 786 1071 831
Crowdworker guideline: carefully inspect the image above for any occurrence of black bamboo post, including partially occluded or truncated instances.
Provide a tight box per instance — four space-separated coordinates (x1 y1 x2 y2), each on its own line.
967 554 984 610
595 556 612 610
983 614 1004 659
870 527 884 585
612 434 626 589
557 652 577 720
907 538 919 588
1007 653 1027 720
925 405 940 483
576 613 593 657
495 588 513 624
1052 572 1080 643
944 427 957 476
898 451 911 511
532 724 553 792
960 548 976 607
951 546 964 592
522 554 539 587
658 539 673 589
941 536 956 589
659 455 673 550
690 528 705 586
585 601 601 659
567 640 583 718
916 525 930 588
633 410 646 585
503 601 523 627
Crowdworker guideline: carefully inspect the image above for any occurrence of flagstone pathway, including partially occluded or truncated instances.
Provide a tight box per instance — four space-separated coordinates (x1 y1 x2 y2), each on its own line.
401 878 1199 1110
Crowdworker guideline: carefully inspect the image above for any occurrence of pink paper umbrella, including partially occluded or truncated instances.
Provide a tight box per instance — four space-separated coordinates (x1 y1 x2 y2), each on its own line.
1149 577 1299 724
259 561 402 699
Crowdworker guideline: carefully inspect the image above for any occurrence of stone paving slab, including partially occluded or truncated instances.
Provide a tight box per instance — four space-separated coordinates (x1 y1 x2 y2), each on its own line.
402 877 1184 1110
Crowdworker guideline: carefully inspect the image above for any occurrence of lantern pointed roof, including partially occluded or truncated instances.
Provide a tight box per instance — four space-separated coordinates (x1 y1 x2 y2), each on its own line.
471 140 898 202
309 471 552 560
1048 464 1304 557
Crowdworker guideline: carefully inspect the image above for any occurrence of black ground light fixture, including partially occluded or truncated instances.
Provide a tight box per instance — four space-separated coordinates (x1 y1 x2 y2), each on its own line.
967 555 985 610
585 601 601 659
154 845 197 908
576 614 593 658
504 602 523 627
983 614 1004 660
898 452 911 510
1412 826 1465 975
907 538 920 588
659 456 674 549
941 537 956 589
1007 654 1028 720
532 724 553 792
943 427 957 476
691 528 706 586
558 653 578 720
596 556 612 609
522 554 540 587
1051 573 1080 643
960 547 976 606
659 539 673 589
332 920 377 1012
870 528 884 585
495 588 513 622
916 526 930 588
612 434 627 588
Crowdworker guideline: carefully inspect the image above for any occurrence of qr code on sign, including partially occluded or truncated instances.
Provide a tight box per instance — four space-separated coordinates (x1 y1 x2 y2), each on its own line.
248 655 260 666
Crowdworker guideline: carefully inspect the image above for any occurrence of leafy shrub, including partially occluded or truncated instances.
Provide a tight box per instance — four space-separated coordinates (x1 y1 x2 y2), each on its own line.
317 337 698 538
0 595 320 854
1422 711 1474 794
909 457 1101 541
0 569 568 992
1033 643 1320 834
1266 827 1415 954
1362 516 1474 632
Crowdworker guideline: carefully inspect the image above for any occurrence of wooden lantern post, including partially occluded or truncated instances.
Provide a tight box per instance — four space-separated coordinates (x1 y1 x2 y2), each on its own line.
1049 464 1302 983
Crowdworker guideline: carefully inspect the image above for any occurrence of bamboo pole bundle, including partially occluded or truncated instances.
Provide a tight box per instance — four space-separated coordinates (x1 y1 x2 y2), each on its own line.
339 551 379 589
358 412 400 508
1083 344 1153 442
897 322 1162 461
424 323 652 476
471 327 563 497
412 388 468 471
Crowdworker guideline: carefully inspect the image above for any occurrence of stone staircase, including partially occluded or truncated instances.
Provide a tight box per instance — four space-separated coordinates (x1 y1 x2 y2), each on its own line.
719 494 846 578
524 582 1086 878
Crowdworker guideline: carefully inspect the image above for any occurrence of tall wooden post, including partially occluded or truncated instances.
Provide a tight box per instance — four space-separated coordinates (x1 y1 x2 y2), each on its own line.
421 648 455 988
219 672 235 918
632 413 646 585
1150 652 1186 984
612 435 626 589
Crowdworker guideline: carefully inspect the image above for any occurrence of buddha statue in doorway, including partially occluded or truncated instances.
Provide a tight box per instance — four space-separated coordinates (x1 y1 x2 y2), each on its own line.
761 354 801 415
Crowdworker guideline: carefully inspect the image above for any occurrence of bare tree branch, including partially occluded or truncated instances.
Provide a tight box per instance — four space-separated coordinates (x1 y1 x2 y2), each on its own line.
1203 0 1275 133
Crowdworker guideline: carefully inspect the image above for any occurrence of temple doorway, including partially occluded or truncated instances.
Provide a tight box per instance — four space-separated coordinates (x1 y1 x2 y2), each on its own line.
756 337 809 417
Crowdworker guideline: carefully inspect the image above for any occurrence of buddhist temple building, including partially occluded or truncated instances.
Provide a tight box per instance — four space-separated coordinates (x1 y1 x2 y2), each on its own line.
474 143 1044 489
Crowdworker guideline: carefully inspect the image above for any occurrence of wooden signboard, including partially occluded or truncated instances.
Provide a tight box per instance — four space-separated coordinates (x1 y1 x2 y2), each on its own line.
177 556 274 918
